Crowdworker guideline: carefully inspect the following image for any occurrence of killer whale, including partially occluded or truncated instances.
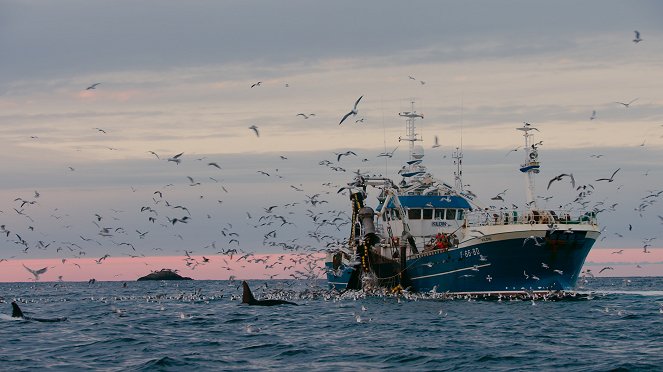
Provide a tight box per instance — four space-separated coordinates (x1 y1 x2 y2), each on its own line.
11 301 68 322
242 281 297 306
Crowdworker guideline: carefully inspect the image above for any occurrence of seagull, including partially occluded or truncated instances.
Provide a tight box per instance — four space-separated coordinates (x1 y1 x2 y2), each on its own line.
377 147 398 158
523 122 540 131
23 264 48 281
339 95 363 125
612 249 624 254
547 173 575 190
336 151 357 162
208 162 221 169
595 168 620 182
590 110 597 120
250 81 262 88
94 127 107 133
615 98 638 108
86 83 101 90
599 266 614 274
523 235 543 247
167 152 184 164
296 113 313 119
148 151 160 159
633 30 642 43
95 254 110 264
432 135 440 148
249 125 259 137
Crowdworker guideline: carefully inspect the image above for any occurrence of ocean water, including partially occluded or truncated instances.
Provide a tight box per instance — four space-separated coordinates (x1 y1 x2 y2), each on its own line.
1 278 662 371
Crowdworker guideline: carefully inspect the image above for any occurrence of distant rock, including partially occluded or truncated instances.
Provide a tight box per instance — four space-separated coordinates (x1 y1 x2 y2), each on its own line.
137 269 193 281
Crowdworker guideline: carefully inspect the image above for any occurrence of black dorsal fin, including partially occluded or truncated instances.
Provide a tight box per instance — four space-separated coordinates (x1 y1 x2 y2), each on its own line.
11 302 24 318
242 281 257 304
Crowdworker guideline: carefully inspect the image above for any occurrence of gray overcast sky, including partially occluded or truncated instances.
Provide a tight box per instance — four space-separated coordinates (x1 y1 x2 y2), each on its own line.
1 1 662 265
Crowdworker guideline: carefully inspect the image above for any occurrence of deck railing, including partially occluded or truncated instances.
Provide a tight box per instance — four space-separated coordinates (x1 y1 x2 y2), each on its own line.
465 209 598 227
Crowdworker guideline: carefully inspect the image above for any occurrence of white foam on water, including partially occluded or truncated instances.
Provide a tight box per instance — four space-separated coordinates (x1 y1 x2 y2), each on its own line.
0 314 22 321
578 290 663 297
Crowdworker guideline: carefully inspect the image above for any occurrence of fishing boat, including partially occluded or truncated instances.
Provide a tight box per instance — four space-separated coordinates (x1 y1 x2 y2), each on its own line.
325 103 600 294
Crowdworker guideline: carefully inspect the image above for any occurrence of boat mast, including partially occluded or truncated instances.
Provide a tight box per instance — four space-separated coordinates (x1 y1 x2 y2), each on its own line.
454 96 464 191
452 147 463 191
517 123 541 209
398 101 424 161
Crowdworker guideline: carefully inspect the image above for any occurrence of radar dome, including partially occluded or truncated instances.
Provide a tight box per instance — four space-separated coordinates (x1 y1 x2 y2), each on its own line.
412 145 425 159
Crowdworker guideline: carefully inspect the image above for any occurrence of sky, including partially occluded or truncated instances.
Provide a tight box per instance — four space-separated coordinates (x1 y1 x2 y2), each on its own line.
1 0 663 280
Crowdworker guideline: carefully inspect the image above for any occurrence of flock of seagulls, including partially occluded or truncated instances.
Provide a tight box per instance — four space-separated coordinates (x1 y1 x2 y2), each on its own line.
1 29 659 285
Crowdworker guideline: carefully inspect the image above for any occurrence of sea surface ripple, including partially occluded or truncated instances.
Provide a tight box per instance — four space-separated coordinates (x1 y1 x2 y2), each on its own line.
1 277 662 371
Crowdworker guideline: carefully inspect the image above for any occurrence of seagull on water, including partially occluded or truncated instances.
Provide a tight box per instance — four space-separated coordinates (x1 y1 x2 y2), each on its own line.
339 95 363 125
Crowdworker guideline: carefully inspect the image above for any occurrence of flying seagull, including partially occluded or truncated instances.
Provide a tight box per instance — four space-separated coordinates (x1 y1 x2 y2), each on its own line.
547 173 575 190
595 168 620 182
615 98 638 108
336 151 357 162
432 135 440 148
339 95 363 125
167 152 184 164
378 146 398 158
23 264 48 281
590 110 597 120
249 125 259 137
250 81 262 88
633 30 642 43
86 83 101 90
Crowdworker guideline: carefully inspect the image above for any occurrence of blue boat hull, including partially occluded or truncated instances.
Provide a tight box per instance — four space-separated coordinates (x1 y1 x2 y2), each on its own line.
326 230 597 293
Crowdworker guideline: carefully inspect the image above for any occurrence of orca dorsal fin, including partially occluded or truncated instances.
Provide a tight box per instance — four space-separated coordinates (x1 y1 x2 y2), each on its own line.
11 302 24 318
242 281 257 304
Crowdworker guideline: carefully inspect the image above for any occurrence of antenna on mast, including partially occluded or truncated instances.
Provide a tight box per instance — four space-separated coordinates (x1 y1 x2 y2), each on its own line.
398 100 424 161
517 122 541 209
453 96 464 191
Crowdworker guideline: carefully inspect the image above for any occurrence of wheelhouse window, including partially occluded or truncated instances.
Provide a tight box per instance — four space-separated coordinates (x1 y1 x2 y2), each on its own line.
456 209 465 220
445 209 456 220
408 209 421 220
434 209 445 220
422 209 433 220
